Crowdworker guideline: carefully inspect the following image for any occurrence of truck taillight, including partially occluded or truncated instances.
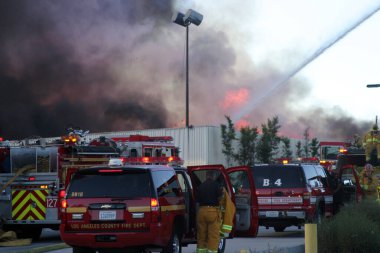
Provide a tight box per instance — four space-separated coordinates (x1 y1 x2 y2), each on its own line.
60 198 68 222
150 198 161 222
151 198 158 207
59 190 67 210
59 190 66 198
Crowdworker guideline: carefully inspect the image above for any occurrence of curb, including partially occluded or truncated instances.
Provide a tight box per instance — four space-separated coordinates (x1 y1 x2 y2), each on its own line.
240 244 305 253
7 243 70 253
259 244 304 253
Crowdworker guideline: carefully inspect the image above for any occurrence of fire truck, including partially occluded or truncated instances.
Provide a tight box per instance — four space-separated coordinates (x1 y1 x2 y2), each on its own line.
0 132 119 240
319 141 351 171
106 134 184 166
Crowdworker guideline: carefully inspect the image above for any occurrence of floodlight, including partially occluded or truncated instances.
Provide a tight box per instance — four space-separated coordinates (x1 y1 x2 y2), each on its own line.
172 12 187 27
184 9 203 26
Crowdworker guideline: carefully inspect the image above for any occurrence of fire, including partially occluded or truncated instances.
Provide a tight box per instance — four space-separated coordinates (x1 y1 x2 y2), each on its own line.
235 119 250 129
221 88 250 111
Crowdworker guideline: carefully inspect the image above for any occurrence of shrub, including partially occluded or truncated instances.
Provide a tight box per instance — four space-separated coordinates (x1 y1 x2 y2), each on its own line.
344 199 380 224
318 200 380 253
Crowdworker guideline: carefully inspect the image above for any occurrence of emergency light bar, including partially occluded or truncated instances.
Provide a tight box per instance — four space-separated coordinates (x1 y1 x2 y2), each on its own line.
339 148 348 153
62 134 80 145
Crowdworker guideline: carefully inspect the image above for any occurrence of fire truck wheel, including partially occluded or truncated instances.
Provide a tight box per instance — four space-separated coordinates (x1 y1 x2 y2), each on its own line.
274 225 286 232
162 226 182 253
72 247 96 253
218 238 226 253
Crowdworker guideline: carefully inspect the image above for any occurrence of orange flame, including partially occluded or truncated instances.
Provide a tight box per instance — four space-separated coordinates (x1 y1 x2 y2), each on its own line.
221 88 250 110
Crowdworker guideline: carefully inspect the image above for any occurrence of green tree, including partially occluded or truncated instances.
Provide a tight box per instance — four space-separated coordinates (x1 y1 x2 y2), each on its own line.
257 116 281 163
234 126 259 166
310 137 320 157
220 115 236 166
280 136 293 159
296 140 303 158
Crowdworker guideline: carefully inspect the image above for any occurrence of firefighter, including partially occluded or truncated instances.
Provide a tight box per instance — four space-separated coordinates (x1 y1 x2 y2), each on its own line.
359 163 379 200
196 170 223 253
362 124 380 164
219 188 235 237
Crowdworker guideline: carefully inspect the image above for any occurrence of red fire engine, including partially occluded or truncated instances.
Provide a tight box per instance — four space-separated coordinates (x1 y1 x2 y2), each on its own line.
319 141 351 171
104 134 184 166
0 132 119 240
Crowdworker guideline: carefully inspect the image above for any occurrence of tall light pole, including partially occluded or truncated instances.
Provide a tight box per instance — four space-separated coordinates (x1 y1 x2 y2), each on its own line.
172 9 203 128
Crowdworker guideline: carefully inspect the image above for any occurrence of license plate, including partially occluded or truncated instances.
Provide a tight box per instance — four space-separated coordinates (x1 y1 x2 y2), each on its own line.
99 210 116 220
266 211 279 217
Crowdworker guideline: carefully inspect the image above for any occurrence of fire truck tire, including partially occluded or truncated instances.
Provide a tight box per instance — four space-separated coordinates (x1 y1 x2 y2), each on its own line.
274 225 286 232
162 226 182 253
72 247 95 253
218 238 226 253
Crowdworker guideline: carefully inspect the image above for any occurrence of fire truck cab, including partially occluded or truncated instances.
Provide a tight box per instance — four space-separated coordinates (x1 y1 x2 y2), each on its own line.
319 141 350 171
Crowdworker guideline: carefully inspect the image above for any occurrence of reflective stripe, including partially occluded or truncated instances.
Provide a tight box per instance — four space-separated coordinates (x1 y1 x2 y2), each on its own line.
258 196 302 204
364 137 380 143
310 196 317 204
12 189 48 220
258 197 271 204
222 224 232 232
196 248 207 253
272 197 302 204
208 251 218 253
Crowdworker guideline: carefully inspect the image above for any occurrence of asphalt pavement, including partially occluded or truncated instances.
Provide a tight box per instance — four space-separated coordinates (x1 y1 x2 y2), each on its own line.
1 227 306 253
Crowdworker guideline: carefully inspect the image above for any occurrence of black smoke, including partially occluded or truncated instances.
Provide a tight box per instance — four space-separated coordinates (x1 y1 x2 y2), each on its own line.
0 0 173 139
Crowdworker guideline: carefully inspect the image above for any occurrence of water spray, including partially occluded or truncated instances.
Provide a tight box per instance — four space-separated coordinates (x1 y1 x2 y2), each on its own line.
233 4 380 122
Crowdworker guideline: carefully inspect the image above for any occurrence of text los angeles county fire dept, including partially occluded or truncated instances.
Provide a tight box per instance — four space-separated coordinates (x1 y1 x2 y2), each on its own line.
69 222 146 230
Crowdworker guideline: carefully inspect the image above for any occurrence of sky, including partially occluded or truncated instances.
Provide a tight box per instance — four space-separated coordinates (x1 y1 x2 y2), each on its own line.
1 0 379 141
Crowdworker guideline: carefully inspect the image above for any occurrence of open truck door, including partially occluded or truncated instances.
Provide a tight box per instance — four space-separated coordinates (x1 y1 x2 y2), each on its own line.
187 164 235 253
226 166 259 237
187 165 259 238
335 153 364 205
187 164 235 222
338 165 364 204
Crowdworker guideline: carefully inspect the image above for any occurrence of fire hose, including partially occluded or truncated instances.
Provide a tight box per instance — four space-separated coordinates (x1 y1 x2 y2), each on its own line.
0 165 35 193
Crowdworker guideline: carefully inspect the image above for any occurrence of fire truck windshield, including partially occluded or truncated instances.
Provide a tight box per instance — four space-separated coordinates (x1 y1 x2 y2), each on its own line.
320 146 340 160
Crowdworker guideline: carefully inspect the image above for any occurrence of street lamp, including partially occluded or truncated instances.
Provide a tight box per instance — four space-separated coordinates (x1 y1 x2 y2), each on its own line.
367 84 380 88
172 9 203 128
